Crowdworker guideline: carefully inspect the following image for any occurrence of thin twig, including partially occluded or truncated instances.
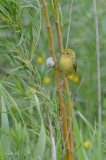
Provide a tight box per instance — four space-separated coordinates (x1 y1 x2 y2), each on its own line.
73 65 87 106
66 0 74 48
53 1 64 54
93 0 102 131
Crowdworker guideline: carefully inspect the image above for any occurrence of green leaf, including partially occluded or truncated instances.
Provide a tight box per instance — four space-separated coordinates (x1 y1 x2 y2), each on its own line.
0 84 24 124
17 30 25 46
78 111 93 131
34 94 46 159
73 113 87 160
1 96 11 153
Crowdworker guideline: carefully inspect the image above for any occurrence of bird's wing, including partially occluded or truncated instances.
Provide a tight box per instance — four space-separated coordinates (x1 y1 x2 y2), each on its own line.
72 59 77 72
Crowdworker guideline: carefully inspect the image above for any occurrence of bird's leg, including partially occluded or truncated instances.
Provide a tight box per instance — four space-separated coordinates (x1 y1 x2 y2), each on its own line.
60 76 66 87
60 79 64 87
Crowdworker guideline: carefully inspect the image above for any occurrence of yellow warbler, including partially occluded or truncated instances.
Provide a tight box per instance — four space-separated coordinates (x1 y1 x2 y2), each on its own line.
59 49 77 76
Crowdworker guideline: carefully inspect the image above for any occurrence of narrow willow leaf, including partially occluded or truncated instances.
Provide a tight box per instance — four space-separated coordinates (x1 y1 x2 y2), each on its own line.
34 124 46 160
34 94 41 121
34 94 46 159
1 96 10 153
78 111 93 131
73 114 87 160
17 30 25 46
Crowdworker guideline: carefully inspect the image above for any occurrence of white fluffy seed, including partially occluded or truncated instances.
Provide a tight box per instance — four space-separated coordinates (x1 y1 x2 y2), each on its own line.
46 57 55 67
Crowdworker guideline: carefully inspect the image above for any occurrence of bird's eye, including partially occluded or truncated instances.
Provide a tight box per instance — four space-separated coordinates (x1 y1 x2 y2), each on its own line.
67 53 69 55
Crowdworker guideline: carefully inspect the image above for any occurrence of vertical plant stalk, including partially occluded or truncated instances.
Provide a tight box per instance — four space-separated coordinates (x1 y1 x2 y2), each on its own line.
48 116 56 160
93 0 102 131
41 0 72 159
66 0 74 48
53 0 74 159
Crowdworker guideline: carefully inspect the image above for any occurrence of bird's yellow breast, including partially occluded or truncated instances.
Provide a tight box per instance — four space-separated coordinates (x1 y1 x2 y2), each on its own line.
60 56 74 76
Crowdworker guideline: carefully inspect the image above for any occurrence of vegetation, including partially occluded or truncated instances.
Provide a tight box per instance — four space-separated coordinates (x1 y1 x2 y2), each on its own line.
0 0 106 160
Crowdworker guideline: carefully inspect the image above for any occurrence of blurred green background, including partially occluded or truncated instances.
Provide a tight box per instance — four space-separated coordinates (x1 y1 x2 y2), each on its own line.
0 0 106 159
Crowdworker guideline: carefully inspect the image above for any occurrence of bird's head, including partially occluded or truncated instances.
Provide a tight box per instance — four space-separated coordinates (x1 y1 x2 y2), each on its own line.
64 49 75 58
